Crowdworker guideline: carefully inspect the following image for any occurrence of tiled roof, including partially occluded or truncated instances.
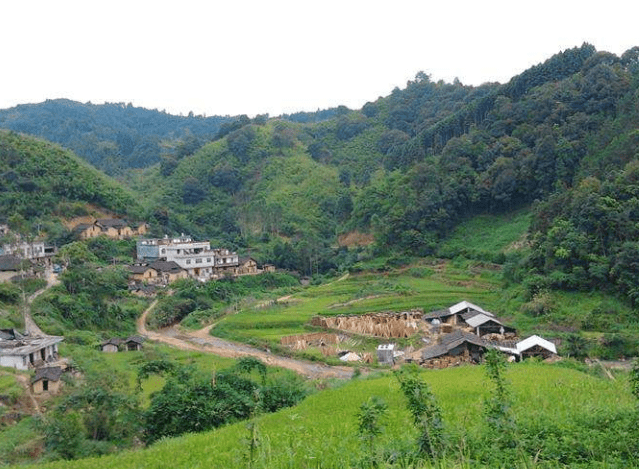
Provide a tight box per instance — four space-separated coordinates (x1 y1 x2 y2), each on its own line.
0 255 22 271
149 260 184 274
32 366 63 383
96 218 128 228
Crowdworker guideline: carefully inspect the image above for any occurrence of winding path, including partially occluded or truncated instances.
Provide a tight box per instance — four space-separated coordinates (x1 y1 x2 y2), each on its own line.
137 300 354 379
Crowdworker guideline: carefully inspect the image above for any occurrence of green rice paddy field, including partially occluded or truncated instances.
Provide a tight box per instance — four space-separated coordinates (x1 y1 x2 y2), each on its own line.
22 362 637 469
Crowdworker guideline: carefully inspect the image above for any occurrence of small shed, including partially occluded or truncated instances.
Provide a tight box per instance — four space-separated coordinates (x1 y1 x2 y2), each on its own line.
423 300 494 326
32 366 63 394
517 335 557 360
464 313 516 337
377 344 395 365
124 336 144 351
100 338 122 353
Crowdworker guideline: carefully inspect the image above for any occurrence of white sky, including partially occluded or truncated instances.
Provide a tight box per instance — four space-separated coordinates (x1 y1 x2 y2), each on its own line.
1 0 637 117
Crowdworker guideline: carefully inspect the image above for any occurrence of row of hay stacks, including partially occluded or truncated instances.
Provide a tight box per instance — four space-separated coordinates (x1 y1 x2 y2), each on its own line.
311 310 425 338
280 332 340 350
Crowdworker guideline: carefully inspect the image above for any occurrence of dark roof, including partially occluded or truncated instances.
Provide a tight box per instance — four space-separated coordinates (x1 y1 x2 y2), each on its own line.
129 264 152 274
421 344 449 360
96 218 128 228
0 255 22 271
239 256 256 264
149 260 183 274
422 309 451 320
72 223 94 233
32 366 63 383
0 329 24 340
125 336 145 345
422 330 489 360
101 338 122 347
440 330 487 348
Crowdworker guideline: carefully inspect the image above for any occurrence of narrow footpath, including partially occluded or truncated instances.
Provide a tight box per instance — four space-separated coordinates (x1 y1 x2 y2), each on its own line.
137 300 354 379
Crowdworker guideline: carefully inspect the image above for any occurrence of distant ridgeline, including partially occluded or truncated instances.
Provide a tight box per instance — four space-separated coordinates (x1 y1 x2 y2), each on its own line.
0 99 234 175
0 130 142 226
2 44 639 304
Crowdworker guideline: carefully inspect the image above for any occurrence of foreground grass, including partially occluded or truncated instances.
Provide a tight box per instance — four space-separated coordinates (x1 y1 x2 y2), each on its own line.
22 362 636 469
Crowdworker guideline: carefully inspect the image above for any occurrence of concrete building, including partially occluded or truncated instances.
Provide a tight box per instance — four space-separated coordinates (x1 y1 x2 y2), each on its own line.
0 329 63 371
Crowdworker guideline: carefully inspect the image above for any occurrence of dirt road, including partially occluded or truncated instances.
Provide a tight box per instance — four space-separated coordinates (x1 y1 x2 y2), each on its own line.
137 300 354 380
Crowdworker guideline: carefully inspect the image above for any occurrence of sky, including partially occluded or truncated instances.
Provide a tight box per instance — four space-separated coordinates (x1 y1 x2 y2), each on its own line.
1 0 638 118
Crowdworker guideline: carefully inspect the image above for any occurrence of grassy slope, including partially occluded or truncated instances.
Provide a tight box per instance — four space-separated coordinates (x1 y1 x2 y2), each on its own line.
210 261 502 347
23 363 634 469
437 208 532 258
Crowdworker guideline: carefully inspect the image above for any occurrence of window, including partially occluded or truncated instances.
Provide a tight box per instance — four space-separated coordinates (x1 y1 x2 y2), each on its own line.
196 258 202 264
186 259 191 265
207 258 211 262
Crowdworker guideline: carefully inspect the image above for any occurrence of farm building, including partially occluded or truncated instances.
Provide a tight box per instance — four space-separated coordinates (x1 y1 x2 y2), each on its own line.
101 336 144 352
32 366 63 394
124 336 144 351
463 312 516 337
0 329 63 371
423 301 494 326
498 335 557 360
100 338 122 353
377 344 396 365
421 330 489 364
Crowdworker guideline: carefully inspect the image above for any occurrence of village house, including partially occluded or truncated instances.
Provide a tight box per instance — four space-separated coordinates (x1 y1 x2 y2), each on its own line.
423 300 493 327
74 218 148 240
236 256 258 275
423 301 516 338
128 260 189 286
31 366 64 394
100 336 144 353
0 255 27 283
124 336 144 351
0 329 63 371
136 236 240 281
498 335 558 361
100 338 122 353
0 241 55 261
421 330 490 366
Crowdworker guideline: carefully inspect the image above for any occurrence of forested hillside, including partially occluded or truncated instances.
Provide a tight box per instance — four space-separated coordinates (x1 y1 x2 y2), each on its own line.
0 130 143 243
2 44 639 307
0 100 233 175
137 45 639 299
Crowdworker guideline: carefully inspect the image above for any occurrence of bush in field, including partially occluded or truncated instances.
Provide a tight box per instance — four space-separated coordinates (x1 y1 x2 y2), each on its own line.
394 365 446 460
357 396 388 466
482 349 516 454
142 361 307 444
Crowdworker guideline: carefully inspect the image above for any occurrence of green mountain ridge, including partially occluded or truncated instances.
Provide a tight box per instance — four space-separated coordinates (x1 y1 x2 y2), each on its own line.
0 130 143 242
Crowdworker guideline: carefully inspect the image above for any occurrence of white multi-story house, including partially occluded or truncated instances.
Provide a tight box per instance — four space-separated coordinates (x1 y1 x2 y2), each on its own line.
136 235 239 281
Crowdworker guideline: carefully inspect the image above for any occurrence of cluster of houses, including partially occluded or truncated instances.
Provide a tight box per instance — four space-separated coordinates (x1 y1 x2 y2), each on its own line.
129 235 274 286
73 218 148 240
371 301 558 367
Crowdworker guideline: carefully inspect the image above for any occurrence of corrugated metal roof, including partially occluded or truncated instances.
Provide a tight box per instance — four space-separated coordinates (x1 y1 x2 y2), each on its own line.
449 301 492 316
517 335 557 354
465 313 503 329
